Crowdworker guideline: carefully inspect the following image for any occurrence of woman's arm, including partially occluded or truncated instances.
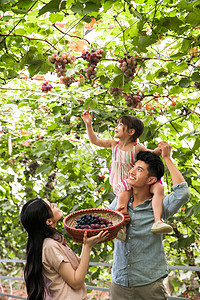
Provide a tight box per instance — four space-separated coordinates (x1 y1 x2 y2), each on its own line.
58 231 109 290
58 243 91 290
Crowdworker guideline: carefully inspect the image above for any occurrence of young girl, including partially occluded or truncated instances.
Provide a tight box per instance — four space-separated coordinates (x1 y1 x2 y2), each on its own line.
20 197 109 300
81 111 172 241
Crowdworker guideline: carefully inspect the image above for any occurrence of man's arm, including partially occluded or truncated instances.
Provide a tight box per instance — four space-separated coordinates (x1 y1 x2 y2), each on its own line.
158 142 190 219
158 141 185 185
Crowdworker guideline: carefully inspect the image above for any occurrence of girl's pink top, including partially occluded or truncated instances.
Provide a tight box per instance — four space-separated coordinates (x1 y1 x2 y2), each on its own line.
109 141 137 195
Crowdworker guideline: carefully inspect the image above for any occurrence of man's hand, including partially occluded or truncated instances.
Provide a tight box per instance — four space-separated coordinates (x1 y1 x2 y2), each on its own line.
159 141 186 185
116 206 130 224
158 141 171 159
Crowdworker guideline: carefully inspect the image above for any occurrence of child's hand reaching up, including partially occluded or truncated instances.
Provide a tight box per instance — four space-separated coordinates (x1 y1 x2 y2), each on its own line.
81 111 92 126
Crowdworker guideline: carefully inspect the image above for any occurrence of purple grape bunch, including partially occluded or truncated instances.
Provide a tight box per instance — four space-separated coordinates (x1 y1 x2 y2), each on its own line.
75 214 113 230
81 49 103 65
81 49 103 81
41 82 53 93
119 55 137 80
124 90 144 109
48 52 76 79
60 75 76 88
109 87 123 100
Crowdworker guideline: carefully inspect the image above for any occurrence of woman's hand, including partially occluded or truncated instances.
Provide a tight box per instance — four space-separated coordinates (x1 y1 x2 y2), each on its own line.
83 230 110 248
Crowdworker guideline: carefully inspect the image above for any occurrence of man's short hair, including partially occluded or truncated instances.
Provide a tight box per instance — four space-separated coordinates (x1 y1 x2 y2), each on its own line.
136 151 164 181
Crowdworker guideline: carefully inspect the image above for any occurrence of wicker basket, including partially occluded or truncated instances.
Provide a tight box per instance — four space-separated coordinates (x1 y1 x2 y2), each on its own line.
63 208 125 243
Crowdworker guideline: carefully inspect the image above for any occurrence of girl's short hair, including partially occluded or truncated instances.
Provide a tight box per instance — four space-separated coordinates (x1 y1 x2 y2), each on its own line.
118 115 144 142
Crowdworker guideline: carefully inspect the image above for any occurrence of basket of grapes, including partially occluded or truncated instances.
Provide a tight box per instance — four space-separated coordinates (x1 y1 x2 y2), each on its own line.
63 208 125 243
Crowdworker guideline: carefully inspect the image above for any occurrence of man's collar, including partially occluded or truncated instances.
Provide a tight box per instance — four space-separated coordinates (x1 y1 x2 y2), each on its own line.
129 194 152 204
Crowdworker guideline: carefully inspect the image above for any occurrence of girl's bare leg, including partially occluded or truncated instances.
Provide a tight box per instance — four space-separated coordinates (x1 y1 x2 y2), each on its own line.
116 190 132 241
150 182 173 234
117 190 132 213
151 183 164 223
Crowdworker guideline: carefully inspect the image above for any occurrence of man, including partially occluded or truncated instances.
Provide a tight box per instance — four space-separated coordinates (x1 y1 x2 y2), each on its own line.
109 141 190 300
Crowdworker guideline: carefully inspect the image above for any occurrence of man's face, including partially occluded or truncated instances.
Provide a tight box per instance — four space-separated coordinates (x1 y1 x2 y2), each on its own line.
127 160 150 188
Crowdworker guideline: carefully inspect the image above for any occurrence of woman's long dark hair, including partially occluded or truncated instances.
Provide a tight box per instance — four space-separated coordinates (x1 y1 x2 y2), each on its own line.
20 197 63 300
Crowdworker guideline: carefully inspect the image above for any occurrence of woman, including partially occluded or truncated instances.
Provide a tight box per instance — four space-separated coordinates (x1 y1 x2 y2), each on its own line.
20 197 109 300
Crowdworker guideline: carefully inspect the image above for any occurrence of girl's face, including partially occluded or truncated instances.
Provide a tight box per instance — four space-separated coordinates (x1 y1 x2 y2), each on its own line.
115 122 133 140
43 200 63 228
114 122 126 138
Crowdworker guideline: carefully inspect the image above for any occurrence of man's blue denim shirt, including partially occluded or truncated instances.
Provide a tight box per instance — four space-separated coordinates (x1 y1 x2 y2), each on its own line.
109 182 190 287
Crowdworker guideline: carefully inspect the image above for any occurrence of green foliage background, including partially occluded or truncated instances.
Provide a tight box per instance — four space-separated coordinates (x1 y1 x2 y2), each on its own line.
0 0 200 297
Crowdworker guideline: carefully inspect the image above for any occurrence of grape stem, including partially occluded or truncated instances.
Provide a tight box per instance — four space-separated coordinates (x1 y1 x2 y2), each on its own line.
52 23 91 46
0 33 58 50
